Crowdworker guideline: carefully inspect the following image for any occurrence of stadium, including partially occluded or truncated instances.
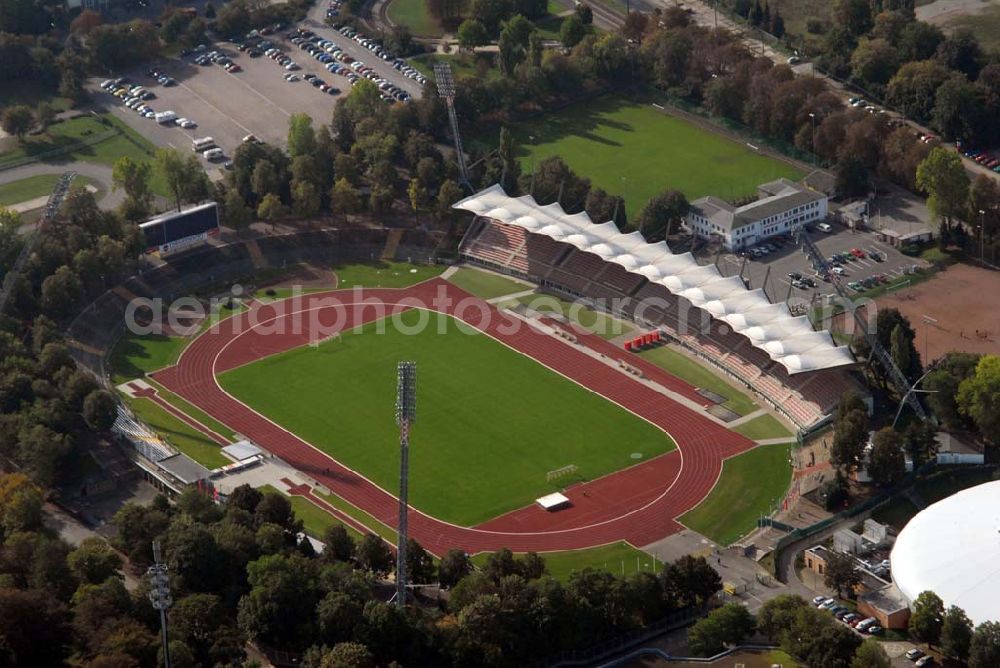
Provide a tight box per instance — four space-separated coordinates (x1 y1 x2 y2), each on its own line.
68 192 864 559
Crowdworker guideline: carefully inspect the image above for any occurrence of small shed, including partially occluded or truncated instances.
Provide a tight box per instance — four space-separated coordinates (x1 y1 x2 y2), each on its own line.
535 492 571 511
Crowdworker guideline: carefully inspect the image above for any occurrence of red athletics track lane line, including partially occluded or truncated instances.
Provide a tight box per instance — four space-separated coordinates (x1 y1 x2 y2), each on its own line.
152 280 755 554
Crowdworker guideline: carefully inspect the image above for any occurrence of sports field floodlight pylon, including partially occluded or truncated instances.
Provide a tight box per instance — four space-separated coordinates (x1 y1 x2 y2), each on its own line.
148 540 173 668
394 361 416 608
433 63 472 191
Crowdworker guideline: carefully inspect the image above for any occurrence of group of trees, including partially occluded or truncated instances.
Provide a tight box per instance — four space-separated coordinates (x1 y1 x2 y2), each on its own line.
0 191 136 489
925 352 1000 446
908 590 1000 666
0 479 729 666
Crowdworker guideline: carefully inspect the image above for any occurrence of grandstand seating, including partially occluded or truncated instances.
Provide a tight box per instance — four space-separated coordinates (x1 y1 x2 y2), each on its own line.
459 217 860 430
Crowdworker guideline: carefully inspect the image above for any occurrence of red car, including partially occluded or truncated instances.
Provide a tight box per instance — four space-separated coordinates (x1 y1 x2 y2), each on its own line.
850 248 865 258
226 63 242 73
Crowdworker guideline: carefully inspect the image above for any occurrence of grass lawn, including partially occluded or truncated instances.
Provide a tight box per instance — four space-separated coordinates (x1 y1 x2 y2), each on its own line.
491 94 803 217
473 541 657 582
148 379 236 441
680 442 792 545
446 266 529 300
637 346 758 416
220 309 675 526
109 332 190 384
731 413 794 440
947 5 1000 56
313 488 397 544
385 0 443 37
0 174 97 208
260 485 364 541
871 496 918 532
508 292 635 340
333 260 444 289
410 53 500 82
123 396 230 469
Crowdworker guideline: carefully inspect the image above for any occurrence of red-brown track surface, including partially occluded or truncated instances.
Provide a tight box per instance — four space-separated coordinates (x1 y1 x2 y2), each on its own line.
153 279 754 554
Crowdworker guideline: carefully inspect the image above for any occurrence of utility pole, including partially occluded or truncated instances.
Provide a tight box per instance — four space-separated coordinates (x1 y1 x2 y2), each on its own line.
393 361 417 609
148 540 173 668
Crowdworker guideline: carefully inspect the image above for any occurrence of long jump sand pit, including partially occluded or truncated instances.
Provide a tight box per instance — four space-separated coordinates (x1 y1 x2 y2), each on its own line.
876 264 1000 363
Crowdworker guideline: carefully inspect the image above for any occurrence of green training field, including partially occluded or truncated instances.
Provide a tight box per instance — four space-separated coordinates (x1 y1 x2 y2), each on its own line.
110 332 189 385
385 0 443 37
506 292 635 340
220 309 675 526
333 260 444 289
680 442 792 545
496 95 803 217
732 413 794 440
472 541 656 582
638 346 758 416
446 266 529 300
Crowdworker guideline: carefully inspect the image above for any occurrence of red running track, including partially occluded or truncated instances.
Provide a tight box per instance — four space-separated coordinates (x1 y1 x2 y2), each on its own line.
153 279 754 553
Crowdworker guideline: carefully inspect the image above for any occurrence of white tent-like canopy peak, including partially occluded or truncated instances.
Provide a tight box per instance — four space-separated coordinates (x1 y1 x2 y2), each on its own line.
454 184 855 374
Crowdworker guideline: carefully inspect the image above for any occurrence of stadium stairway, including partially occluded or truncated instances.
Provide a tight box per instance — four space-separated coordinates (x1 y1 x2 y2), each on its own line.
244 239 270 271
381 229 404 260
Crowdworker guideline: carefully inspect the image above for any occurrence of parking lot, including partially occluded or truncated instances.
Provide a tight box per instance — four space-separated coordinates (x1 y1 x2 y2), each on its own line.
705 222 929 302
89 19 425 171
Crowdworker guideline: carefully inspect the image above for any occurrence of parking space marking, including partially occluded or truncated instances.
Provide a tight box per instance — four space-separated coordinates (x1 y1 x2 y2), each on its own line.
175 79 255 136
224 68 293 117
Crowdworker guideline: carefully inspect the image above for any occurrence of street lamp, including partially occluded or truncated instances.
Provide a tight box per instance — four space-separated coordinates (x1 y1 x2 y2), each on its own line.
808 113 816 166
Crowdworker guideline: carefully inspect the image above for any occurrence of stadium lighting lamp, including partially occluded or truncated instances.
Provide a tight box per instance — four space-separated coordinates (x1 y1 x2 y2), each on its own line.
394 361 416 608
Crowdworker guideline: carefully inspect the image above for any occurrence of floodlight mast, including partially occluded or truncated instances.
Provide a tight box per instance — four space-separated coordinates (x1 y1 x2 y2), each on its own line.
148 540 173 668
433 63 472 191
394 361 417 608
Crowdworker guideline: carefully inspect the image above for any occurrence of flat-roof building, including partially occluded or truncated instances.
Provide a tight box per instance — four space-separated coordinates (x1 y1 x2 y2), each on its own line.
686 179 828 250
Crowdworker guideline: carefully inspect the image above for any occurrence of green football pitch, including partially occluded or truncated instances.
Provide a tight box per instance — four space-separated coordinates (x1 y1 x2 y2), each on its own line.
494 94 804 217
219 309 675 526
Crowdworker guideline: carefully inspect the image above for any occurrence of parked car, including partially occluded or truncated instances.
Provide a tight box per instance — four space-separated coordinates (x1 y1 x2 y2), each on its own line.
905 648 925 661
914 656 934 667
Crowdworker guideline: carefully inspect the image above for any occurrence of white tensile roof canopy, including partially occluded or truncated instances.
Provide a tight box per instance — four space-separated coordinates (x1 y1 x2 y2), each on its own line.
890 481 1000 626
454 184 855 375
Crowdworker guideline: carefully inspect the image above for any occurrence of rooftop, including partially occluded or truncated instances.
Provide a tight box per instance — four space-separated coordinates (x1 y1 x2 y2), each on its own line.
689 179 826 232
860 584 909 615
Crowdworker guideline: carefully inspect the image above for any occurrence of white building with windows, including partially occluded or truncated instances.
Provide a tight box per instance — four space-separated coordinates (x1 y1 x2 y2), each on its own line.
685 179 828 250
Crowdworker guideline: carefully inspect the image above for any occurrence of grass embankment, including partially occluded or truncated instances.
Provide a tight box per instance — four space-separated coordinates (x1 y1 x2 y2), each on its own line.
680 442 793 545
446 266 530 300
637 346 758 416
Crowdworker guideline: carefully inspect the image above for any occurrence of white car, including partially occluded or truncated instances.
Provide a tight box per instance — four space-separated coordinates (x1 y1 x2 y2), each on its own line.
284 73 299 82
285 62 299 70
832 266 846 276
178 118 197 129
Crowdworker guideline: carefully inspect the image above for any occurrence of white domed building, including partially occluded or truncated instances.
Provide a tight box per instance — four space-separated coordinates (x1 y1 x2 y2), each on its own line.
890 480 1000 626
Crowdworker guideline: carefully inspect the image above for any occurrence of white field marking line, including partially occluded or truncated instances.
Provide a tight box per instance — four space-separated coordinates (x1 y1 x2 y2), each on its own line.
175 79 255 136
207 298 690 538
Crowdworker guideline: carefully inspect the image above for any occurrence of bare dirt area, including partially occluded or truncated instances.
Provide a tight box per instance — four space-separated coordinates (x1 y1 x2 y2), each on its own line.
876 263 1000 362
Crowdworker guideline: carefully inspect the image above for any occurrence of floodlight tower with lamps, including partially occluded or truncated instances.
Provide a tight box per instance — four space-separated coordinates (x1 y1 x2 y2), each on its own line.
432 63 472 191
394 361 417 608
147 540 173 668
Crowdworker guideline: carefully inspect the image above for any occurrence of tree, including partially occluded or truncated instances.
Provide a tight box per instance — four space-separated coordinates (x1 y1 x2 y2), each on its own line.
68 536 123 584
909 590 945 646
660 555 722 607
498 15 535 76
322 524 356 563
34 102 55 133
83 389 117 432
852 637 890 668
470 0 513 34
291 180 320 218
436 179 464 220
850 38 898 92
941 605 973 661
935 28 983 79
155 149 205 212
497 126 520 194
890 323 914 380
222 188 253 232
255 492 299 532
835 155 870 198
405 538 435 584
969 621 1000 668
933 75 987 144
824 551 861 598
112 156 154 222
439 548 472 588
355 534 392 576
833 0 873 37
688 602 756 656
916 147 970 222
1 105 34 141
757 595 810 640
287 113 317 159
637 190 689 238
887 60 952 123
407 178 430 217
0 473 43 536
321 642 375 668
831 408 868 470
560 15 586 48
40 265 82 316
0 588 71 666
257 193 286 224
251 160 281 199
866 427 905 487
330 178 361 221
457 19 489 51
576 2 593 24
957 355 1000 444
